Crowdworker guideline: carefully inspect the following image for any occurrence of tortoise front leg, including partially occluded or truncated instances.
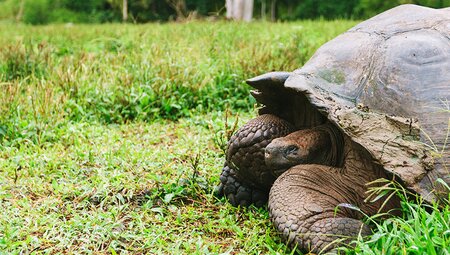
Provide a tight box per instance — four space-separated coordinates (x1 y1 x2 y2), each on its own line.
269 164 371 253
216 164 268 207
217 114 295 207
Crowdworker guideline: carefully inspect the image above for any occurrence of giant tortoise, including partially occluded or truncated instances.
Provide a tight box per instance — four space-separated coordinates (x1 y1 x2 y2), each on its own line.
217 4 450 253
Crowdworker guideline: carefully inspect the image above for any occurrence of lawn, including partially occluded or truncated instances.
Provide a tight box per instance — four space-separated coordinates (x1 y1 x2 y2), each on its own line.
0 21 448 254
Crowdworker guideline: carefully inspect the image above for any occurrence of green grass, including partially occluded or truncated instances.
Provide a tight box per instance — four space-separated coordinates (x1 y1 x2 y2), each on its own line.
0 21 354 146
0 21 449 254
0 111 298 254
353 201 450 255
341 181 450 255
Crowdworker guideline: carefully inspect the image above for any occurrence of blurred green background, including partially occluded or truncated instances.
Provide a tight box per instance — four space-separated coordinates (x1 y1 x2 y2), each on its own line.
0 0 449 24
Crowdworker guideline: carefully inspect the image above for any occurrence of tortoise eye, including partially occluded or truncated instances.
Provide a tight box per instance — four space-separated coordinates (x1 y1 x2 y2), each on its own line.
285 145 298 155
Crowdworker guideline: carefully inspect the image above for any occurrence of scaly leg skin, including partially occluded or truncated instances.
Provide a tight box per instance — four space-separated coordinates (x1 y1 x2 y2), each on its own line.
216 164 268 207
217 114 295 207
269 165 372 254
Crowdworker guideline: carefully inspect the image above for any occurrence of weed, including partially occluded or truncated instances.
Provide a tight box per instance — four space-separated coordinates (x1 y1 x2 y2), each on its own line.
341 179 450 255
212 107 240 156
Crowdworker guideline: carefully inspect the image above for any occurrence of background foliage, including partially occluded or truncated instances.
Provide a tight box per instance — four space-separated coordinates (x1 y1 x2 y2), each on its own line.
0 0 449 24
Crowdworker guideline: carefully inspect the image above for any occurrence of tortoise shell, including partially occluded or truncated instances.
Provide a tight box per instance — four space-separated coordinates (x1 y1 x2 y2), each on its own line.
248 4 450 202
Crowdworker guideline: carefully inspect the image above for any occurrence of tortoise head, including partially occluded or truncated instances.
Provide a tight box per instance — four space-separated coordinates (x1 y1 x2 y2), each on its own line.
265 123 343 171
265 127 334 171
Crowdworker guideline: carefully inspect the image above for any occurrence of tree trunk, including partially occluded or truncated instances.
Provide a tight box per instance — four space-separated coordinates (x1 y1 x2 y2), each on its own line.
287 1 293 18
242 0 253 22
226 0 233 19
122 0 128 22
270 0 277 21
16 0 25 22
261 0 266 20
225 0 253 22
233 0 244 20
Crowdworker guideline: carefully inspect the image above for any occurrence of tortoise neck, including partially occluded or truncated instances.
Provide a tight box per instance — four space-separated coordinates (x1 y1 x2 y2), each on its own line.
313 123 345 167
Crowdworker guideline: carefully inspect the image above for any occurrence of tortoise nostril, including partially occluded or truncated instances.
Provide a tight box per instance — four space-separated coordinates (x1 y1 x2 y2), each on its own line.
265 146 276 159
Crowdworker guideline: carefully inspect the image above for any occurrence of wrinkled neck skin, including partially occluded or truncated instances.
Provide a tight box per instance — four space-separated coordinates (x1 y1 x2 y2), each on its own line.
340 136 401 215
314 123 345 167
